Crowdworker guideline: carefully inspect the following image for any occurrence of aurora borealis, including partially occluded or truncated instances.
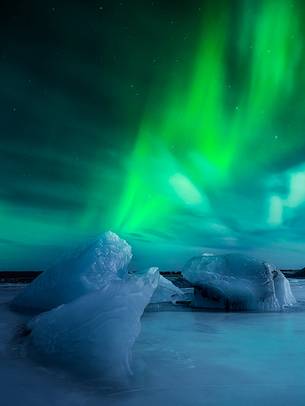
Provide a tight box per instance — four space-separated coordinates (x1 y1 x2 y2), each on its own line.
2 0 305 269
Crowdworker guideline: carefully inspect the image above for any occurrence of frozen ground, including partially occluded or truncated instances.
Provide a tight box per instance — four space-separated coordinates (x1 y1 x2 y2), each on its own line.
1 280 305 406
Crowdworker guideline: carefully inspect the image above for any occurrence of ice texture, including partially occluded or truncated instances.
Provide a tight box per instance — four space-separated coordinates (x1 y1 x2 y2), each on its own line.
182 253 296 311
12 231 132 312
26 268 159 381
150 275 185 303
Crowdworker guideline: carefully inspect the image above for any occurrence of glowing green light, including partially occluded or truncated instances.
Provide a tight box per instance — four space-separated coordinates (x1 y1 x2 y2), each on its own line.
169 173 203 205
268 196 283 226
115 0 305 240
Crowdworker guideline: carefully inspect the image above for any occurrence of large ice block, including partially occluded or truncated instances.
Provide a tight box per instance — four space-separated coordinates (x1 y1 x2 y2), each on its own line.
26 268 159 381
12 231 132 313
182 253 296 311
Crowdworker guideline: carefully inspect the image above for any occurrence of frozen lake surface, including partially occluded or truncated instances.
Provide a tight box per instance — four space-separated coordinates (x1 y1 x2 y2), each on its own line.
1 280 305 406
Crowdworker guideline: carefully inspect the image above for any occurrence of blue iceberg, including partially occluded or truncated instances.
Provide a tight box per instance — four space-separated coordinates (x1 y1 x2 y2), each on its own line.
12 231 132 313
26 268 159 381
182 253 296 311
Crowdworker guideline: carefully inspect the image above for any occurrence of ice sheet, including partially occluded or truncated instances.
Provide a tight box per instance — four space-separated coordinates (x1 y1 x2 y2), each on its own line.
1 281 305 405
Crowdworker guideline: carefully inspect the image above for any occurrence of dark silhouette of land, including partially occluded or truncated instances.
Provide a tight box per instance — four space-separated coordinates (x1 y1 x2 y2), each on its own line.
0 268 304 284
281 268 305 278
0 271 42 283
0 270 188 284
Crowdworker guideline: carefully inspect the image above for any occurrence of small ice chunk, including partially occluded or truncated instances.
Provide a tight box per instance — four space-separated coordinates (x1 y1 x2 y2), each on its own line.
26 268 159 381
182 253 296 311
150 275 185 304
271 266 297 307
12 231 132 313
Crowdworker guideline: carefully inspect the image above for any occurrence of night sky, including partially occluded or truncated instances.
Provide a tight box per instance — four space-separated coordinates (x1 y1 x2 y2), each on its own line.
1 0 305 270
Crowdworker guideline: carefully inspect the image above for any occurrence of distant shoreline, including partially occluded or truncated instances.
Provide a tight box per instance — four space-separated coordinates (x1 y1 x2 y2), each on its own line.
0 269 304 283
0 271 43 284
0 270 183 284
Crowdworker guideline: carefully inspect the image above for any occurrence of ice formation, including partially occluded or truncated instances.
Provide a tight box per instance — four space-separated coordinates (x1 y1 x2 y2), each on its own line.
12 231 132 312
26 268 159 381
13 231 160 380
272 266 296 308
150 275 185 303
182 253 296 311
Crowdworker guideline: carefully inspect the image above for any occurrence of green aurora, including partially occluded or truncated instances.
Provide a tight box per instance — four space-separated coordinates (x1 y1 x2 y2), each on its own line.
1 0 305 269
